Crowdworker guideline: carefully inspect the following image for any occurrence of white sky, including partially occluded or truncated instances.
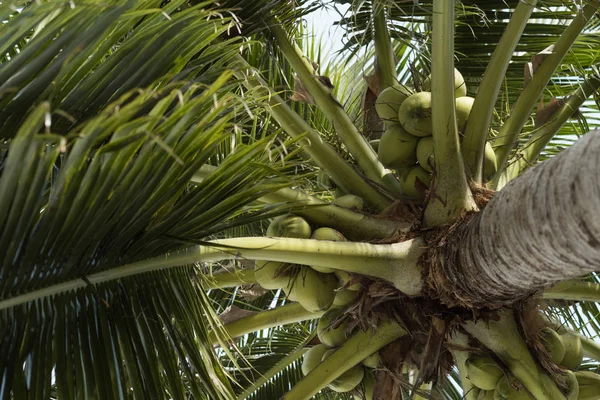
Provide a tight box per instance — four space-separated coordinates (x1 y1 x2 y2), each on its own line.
305 4 350 61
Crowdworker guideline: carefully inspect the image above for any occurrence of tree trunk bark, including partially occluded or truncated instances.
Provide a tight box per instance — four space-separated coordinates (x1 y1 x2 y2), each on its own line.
435 130 600 308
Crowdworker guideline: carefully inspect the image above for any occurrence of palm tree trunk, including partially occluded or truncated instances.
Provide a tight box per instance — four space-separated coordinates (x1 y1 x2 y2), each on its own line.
436 130 600 308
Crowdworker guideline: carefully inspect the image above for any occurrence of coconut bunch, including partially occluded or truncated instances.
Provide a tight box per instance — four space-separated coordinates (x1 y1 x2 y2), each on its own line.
374 68 497 199
462 327 599 399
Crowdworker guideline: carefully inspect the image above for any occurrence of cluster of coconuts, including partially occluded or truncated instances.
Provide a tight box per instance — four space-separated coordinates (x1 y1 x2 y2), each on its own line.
374 68 497 199
464 328 598 399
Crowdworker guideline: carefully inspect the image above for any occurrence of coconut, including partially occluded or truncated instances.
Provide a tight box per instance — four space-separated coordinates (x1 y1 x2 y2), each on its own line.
336 271 361 291
465 354 503 391
456 96 475 132
398 92 433 137
423 68 467 98
416 136 434 172
477 390 494 400
559 332 583 369
332 195 364 211
541 328 565 364
286 266 338 312
254 260 290 289
267 215 312 238
493 376 532 400
317 309 349 347
400 166 431 199
310 227 347 273
483 142 497 180
375 85 413 124
576 371 600 399
362 352 380 368
302 344 329 376
333 289 359 307
378 124 419 169
329 366 365 393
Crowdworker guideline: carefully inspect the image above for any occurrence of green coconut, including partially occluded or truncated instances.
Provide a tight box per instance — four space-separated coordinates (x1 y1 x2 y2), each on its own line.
378 124 419 169
362 352 380 368
541 328 566 364
493 376 532 400
286 266 338 312
483 142 497 180
456 96 475 132
400 166 431 199
576 371 600 399
317 309 349 347
267 215 312 238
423 68 467 98
477 390 495 400
333 289 359 307
375 85 413 124
302 344 329 376
310 227 347 273
398 91 433 137
560 332 583 370
332 195 364 211
254 260 290 289
329 366 365 393
465 354 504 391
416 136 434 173
336 271 361 291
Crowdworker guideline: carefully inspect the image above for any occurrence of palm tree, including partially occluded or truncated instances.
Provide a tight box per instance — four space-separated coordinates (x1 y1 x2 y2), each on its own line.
1 0 600 399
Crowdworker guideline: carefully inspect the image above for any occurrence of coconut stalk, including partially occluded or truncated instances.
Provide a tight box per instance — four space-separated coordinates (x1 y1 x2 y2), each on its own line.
373 3 396 90
461 0 537 183
0 237 425 310
492 1 600 185
205 268 256 290
498 74 600 187
208 303 322 344
424 0 477 227
281 318 406 400
544 280 600 302
464 311 566 399
232 55 392 210
269 25 404 198
192 165 406 240
448 332 480 400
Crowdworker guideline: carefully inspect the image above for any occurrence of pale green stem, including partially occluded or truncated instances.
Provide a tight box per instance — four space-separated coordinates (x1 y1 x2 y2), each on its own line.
464 310 565 400
373 5 396 90
424 0 477 227
543 280 600 302
192 166 406 241
0 237 425 310
448 332 480 400
205 268 256 290
281 319 406 400
492 1 600 184
498 75 600 188
232 55 392 210
461 0 537 183
209 303 322 344
269 25 404 198
549 321 600 363
236 344 310 400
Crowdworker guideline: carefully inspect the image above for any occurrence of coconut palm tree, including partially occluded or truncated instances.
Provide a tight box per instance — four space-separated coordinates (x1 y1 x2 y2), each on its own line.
1 0 600 399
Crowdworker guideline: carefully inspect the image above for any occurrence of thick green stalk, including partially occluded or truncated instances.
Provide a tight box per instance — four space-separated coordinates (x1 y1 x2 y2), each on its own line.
281 319 406 400
373 4 396 90
232 54 392 210
209 303 322 344
498 75 600 188
464 311 565 400
544 280 600 302
192 166 406 241
461 0 537 183
269 25 404 198
0 237 425 310
448 332 480 400
492 1 600 183
205 268 256 290
424 0 477 227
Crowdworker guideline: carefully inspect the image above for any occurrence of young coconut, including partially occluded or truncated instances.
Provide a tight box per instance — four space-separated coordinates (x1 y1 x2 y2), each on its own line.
362 352 380 368
332 195 364 211
267 215 312 238
254 260 291 289
576 371 600 400
465 354 504 391
285 266 338 312
336 271 361 291
559 332 583 369
540 328 566 364
400 166 431 199
302 344 329 376
398 91 433 137
423 68 467 98
317 309 350 347
483 142 497 180
416 136 434 173
456 96 475 132
477 390 494 400
321 349 365 393
310 227 347 273
333 289 359 307
375 85 413 124
378 124 419 169
493 376 532 400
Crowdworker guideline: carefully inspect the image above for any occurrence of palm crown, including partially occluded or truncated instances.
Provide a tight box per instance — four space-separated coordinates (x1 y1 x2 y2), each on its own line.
1 0 600 399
